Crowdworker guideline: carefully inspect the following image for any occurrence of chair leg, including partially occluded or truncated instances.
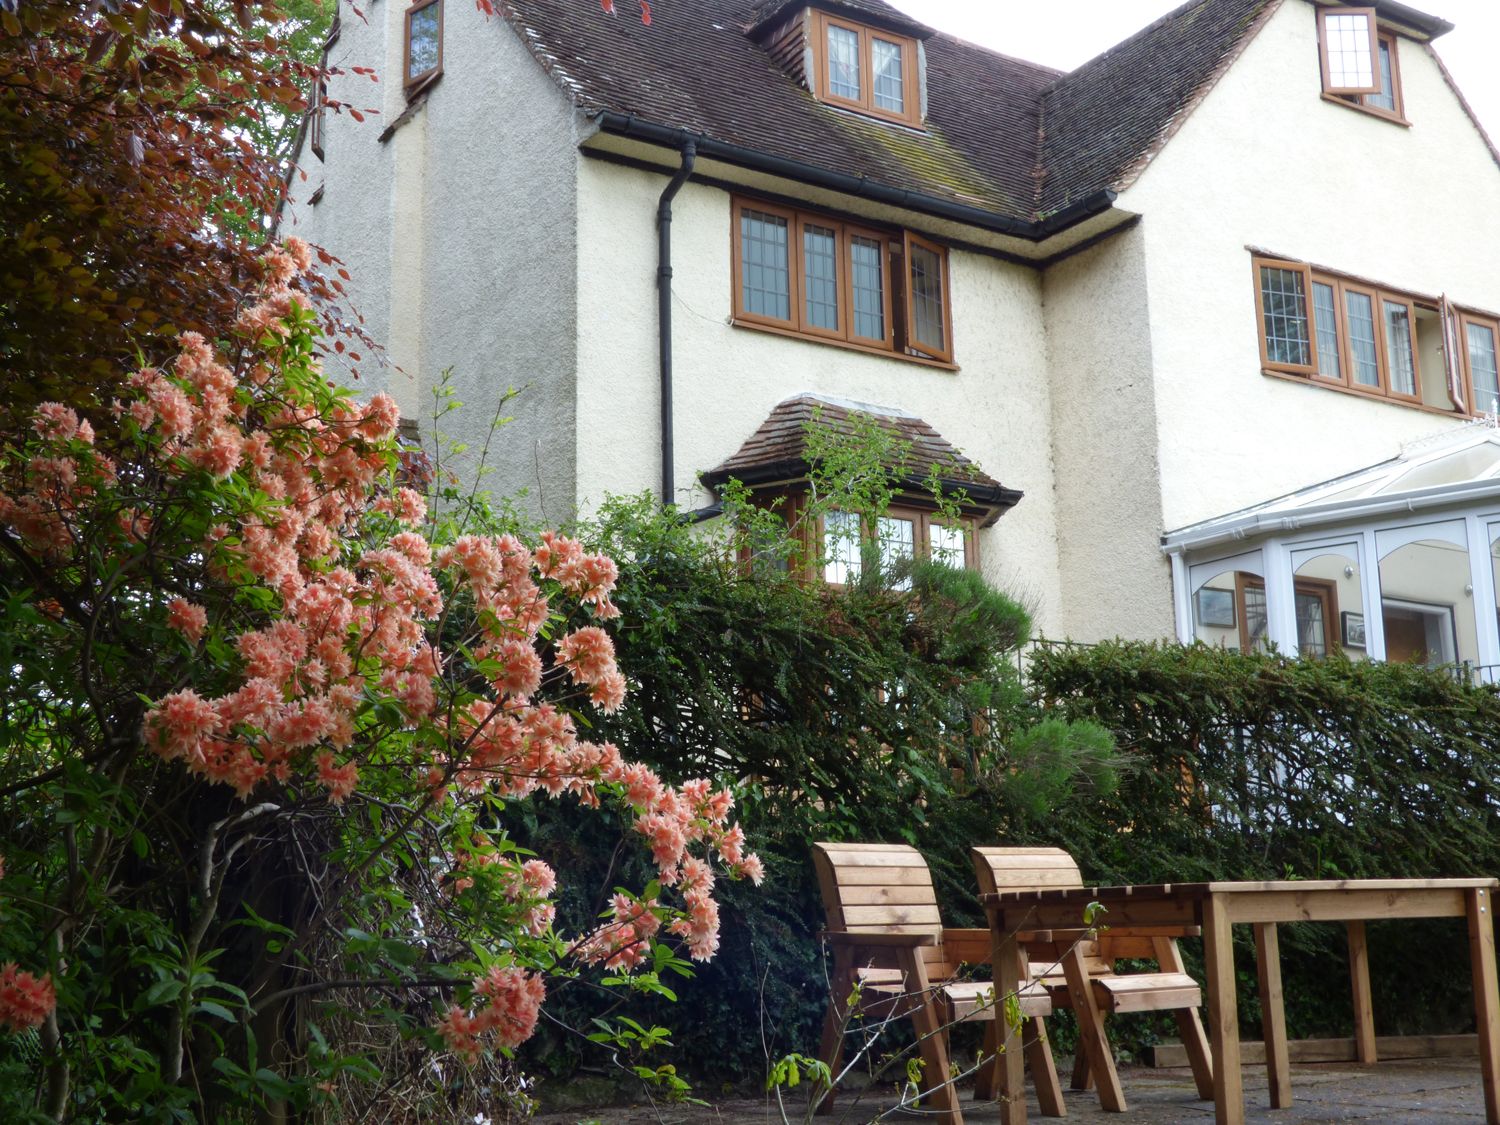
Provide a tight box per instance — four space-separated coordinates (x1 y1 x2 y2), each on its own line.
1070 1047 1092 1091
1061 947 1126 1112
975 1017 1000 1101
1026 1017 1067 1117
909 998 964 1125
1153 936 1215 1103
1176 1008 1216 1102
814 960 853 1116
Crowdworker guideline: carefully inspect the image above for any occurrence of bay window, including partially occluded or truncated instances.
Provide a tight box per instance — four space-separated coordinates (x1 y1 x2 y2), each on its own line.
732 196 952 364
821 506 975 587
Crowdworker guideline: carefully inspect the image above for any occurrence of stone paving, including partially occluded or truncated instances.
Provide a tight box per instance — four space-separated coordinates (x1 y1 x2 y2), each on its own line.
531 1056 1489 1123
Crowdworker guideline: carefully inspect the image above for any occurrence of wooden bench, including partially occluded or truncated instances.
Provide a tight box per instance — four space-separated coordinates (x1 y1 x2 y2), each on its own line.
973 846 1215 1113
812 842 1061 1124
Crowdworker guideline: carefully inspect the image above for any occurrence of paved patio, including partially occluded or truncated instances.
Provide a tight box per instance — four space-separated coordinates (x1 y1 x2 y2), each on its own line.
531 1056 1490 1123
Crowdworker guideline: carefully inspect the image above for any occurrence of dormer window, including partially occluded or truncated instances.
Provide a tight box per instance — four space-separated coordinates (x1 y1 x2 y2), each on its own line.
811 10 921 127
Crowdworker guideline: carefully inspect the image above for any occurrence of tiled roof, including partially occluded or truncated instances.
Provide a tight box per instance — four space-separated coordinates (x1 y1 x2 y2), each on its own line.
500 0 1062 222
701 394 1022 520
498 0 1293 228
1035 0 1279 216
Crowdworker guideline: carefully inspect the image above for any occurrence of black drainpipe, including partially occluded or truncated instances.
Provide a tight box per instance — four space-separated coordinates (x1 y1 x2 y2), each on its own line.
657 135 697 507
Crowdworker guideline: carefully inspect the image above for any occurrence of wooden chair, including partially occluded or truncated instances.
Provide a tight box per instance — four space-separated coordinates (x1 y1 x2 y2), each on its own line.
972 847 1215 1113
811 842 1062 1125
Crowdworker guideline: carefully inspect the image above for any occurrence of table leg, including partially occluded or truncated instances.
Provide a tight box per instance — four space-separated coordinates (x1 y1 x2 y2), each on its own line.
1346 921 1377 1064
990 924 1029 1125
1203 894 1244 1125
1467 887 1500 1125
1253 923 1291 1109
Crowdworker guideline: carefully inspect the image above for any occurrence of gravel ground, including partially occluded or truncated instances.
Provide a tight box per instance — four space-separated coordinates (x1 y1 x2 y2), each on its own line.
529 1056 1491 1124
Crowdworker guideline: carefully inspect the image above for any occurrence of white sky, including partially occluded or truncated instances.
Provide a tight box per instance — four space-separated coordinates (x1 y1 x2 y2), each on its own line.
893 1 1500 143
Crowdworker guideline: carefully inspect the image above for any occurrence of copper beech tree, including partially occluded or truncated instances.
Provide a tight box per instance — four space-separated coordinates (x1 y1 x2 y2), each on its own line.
0 0 360 426
0 244 758 1119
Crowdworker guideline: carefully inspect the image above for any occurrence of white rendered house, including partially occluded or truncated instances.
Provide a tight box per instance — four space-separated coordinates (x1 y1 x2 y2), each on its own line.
281 0 1500 662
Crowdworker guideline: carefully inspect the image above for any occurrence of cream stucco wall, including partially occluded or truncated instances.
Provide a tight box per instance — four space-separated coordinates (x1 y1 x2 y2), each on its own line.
1042 223 1174 641
280 1 584 517
1118 0 1500 533
573 159 1068 633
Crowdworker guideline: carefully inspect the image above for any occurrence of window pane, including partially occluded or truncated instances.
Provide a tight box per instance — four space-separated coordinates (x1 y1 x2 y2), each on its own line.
407 3 440 80
1260 266 1311 367
1469 322 1500 414
877 516 915 590
1324 13 1376 90
872 38 904 112
1242 583 1269 652
1295 590 1329 657
910 244 945 352
827 24 861 100
1384 300 1416 395
1345 290 1381 387
1312 281 1342 379
929 523 965 568
823 509 861 585
1366 38 1396 110
802 224 839 331
740 209 790 321
850 235 885 341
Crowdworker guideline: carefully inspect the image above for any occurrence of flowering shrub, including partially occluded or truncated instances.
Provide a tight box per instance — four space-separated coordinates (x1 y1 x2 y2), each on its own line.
0 241 756 1119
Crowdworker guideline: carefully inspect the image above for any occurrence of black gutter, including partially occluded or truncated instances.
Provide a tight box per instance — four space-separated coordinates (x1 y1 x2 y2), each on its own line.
599 112 1117 244
656 136 696 506
1373 0 1453 39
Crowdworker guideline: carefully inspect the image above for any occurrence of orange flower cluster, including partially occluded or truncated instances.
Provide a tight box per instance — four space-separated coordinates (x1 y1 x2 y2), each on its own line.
0 241 761 1061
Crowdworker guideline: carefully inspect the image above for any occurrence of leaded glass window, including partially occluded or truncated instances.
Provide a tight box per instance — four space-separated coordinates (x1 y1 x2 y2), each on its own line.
1383 300 1416 396
1313 281 1342 380
1260 266 1311 368
803 224 839 332
850 236 885 342
1345 290 1381 388
872 38 904 113
827 24 861 101
1469 322 1500 415
740 209 790 322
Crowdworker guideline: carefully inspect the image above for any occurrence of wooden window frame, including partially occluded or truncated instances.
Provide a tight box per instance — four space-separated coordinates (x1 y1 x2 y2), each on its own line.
732 195 949 364
902 230 954 363
1253 257 1317 377
1237 574 1341 656
1251 254 1456 412
731 198 800 332
810 9 923 128
403 0 443 93
308 75 327 160
1460 310 1500 416
1378 291 1423 404
1317 6 1381 96
817 503 978 587
1308 275 1350 387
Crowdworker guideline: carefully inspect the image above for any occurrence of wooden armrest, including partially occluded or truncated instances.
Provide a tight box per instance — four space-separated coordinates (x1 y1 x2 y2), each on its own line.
818 930 939 948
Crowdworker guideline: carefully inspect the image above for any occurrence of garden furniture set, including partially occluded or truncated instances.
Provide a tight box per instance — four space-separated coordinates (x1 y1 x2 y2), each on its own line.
811 842 1500 1125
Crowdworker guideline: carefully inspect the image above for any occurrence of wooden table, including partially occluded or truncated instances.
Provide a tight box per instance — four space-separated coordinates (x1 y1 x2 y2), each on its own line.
982 879 1500 1125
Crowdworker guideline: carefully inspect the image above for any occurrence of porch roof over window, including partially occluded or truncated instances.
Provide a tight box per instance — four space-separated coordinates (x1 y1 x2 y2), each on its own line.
701 393 1023 525
1163 424 1500 555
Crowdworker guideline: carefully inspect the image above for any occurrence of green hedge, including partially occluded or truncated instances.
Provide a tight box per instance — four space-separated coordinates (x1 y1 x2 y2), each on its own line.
1028 641 1500 1041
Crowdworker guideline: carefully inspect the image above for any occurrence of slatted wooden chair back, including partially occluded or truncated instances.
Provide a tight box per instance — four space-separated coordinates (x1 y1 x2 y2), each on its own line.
972 847 1110 976
811 841 959 983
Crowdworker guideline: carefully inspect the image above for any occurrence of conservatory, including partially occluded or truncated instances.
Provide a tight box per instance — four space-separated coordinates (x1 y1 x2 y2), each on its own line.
1165 425 1500 682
